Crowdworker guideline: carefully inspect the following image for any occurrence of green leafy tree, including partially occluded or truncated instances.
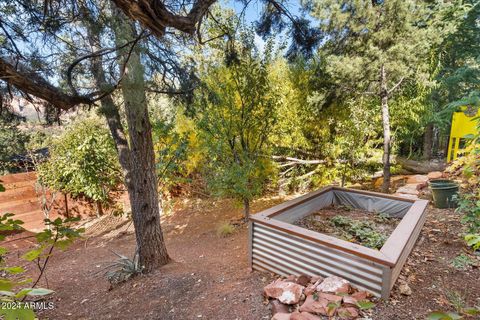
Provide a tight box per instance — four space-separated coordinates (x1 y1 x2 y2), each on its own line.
308 0 454 192
432 1 480 115
38 117 121 214
194 32 279 219
268 57 382 190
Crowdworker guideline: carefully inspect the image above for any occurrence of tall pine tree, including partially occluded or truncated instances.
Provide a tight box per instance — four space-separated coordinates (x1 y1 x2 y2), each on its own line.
307 0 453 191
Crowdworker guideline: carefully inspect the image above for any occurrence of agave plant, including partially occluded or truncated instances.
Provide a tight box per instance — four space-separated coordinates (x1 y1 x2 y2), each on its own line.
104 250 144 285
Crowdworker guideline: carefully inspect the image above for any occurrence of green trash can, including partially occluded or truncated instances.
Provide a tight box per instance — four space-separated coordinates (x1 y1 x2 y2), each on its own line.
429 180 459 209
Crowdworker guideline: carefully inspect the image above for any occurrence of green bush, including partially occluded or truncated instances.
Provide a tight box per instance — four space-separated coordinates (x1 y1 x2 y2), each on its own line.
0 118 29 174
37 117 121 205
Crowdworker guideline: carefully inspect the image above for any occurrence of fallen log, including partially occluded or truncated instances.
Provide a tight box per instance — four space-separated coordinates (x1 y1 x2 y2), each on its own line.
396 157 446 174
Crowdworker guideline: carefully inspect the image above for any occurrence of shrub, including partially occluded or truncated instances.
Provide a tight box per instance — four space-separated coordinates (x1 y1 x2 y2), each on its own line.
37 117 121 208
0 118 29 174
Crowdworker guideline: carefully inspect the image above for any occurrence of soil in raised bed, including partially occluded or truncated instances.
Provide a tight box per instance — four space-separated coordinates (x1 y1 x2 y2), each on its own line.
293 204 401 249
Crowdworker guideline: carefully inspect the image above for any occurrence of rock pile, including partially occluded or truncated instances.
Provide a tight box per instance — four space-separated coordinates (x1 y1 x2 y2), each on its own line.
264 275 375 319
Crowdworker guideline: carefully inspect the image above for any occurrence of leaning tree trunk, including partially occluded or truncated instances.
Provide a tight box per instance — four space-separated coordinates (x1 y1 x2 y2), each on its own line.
111 12 170 270
380 65 392 193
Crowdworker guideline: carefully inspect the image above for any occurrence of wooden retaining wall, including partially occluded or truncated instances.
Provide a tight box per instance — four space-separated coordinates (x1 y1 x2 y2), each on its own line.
0 172 55 232
0 172 127 232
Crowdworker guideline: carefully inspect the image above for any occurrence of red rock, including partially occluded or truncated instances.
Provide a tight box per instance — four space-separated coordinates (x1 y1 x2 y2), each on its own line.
264 280 304 305
304 284 317 296
284 275 297 283
351 291 368 301
407 175 428 184
392 192 419 200
396 184 420 195
296 275 311 286
299 295 328 315
271 312 291 320
337 307 359 319
335 283 351 294
310 276 324 284
270 300 289 315
342 295 358 306
290 311 322 320
316 276 349 293
416 181 428 190
318 292 343 303
427 171 443 179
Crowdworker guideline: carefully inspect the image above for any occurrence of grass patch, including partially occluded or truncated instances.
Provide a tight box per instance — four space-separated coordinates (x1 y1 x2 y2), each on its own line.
216 222 235 237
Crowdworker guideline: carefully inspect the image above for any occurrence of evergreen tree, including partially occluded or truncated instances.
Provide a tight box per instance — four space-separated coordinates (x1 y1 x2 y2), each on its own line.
306 0 453 192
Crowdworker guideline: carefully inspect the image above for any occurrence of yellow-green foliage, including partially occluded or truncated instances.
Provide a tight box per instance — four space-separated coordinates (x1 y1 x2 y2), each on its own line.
216 222 235 237
152 108 205 192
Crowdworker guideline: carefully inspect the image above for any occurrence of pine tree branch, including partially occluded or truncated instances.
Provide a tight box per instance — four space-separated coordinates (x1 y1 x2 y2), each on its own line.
0 57 92 110
111 0 217 38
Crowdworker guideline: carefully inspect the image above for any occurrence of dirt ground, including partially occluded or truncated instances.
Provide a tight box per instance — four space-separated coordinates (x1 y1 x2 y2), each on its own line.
4 196 480 320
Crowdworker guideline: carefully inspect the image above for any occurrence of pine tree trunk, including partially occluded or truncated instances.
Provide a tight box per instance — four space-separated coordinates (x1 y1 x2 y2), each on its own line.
423 123 434 160
85 8 170 271
113 14 170 271
380 65 392 193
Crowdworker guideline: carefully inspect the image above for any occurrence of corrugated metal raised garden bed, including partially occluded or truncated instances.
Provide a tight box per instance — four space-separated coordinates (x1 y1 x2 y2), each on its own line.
248 186 429 299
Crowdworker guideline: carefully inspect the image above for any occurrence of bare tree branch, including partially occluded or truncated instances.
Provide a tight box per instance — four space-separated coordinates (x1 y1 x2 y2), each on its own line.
388 76 405 94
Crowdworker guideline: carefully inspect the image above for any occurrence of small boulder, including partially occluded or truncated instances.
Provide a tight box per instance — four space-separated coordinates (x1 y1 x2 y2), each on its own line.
272 313 291 320
318 292 343 303
310 276 324 284
416 181 428 190
264 280 304 305
407 175 428 184
396 184 420 195
284 275 297 283
351 291 368 301
427 171 443 179
299 295 328 315
337 307 359 319
304 284 317 296
393 193 419 200
335 283 351 294
270 300 289 315
316 276 349 293
342 295 358 306
399 283 412 296
290 311 322 320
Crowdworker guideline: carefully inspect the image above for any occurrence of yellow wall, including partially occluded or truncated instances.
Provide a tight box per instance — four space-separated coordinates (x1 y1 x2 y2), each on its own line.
447 108 480 161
